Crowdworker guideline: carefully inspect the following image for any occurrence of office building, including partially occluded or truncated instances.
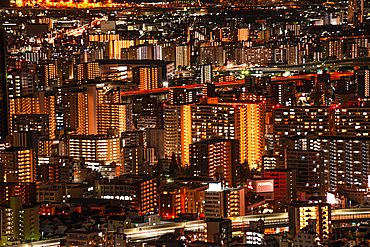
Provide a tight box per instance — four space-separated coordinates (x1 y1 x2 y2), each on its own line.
263 169 297 203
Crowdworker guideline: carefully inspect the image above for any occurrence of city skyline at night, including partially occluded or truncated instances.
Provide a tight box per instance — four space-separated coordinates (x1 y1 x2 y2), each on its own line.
0 0 369 246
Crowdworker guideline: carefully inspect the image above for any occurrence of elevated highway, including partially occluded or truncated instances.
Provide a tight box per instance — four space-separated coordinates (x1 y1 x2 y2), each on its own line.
125 208 370 241
11 208 370 246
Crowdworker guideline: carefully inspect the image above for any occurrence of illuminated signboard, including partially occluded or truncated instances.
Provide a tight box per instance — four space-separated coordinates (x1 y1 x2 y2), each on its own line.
247 179 274 193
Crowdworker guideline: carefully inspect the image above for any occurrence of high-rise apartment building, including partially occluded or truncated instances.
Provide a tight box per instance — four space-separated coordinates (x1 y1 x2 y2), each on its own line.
273 107 330 156
164 104 191 164
77 62 99 82
7 62 33 98
333 106 370 136
175 45 190 67
67 135 120 164
8 92 56 139
288 134 370 191
97 103 132 135
10 196 40 242
204 183 246 219
134 65 162 90
63 87 96 135
237 28 249 41
190 139 240 187
1 147 36 183
37 62 56 87
169 88 195 105
200 64 213 84
285 150 324 196
200 46 225 66
12 114 50 138
140 177 158 215
191 98 265 168
165 98 265 168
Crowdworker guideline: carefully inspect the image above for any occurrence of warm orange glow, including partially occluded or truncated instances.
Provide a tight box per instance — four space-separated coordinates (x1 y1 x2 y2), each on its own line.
181 105 192 166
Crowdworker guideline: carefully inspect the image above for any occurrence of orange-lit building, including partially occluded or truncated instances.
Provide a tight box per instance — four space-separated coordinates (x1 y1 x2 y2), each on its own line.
190 98 265 168
63 87 96 135
140 177 158 215
0 182 36 204
8 92 56 139
40 205 56 216
1 147 36 183
97 103 132 135
77 62 99 82
37 163 60 183
165 98 265 168
164 104 192 164
159 185 181 219
289 203 331 243
67 135 120 164
159 184 207 219
134 65 162 91
37 62 56 87
190 139 240 187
